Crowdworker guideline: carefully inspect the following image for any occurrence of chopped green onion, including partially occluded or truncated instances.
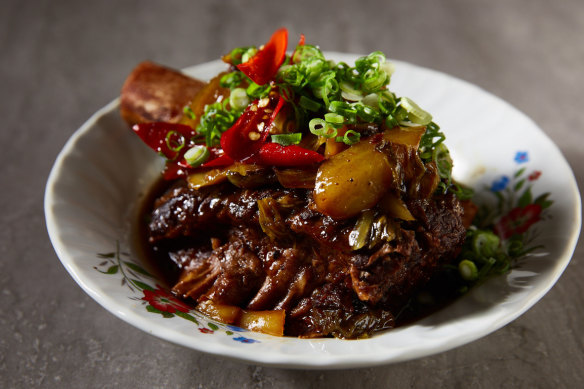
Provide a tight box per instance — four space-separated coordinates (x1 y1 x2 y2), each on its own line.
361 93 379 108
385 114 399 128
247 82 271 98
335 130 361 145
309 118 337 138
324 112 344 125
292 44 324 64
184 145 210 167
458 260 478 281
241 47 258 63
183 106 196 120
299 95 321 112
220 71 245 89
399 97 432 125
472 231 500 258
329 101 357 124
271 133 303 146
378 91 396 114
165 131 185 153
353 102 379 122
340 81 363 101
227 46 255 65
434 143 453 185
229 88 250 111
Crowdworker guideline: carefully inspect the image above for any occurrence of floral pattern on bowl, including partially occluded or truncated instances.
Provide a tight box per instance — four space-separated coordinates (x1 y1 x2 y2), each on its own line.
94 242 258 342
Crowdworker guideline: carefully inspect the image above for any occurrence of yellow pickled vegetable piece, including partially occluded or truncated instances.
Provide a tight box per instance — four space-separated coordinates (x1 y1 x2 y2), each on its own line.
238 310 285 336
314 139 393 220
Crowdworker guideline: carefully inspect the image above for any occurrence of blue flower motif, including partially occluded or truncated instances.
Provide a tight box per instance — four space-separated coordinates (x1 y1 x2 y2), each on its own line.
490 175 510 192
226 325 246 332
233 336 260 344
514 151 529 164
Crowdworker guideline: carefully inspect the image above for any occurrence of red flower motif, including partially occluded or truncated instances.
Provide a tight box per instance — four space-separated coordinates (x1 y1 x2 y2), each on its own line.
528 171 542 181
142 286 191 313
494 204 542 239
199 328 214 334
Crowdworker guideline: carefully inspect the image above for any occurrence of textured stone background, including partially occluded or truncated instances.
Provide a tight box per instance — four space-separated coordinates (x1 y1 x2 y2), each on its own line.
1 0 582 387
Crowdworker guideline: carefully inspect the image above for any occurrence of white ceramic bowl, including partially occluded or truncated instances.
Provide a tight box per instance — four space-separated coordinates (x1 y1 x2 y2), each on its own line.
45 54 581 369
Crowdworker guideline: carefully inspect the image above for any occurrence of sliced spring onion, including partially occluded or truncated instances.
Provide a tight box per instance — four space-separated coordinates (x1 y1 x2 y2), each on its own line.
165 131 186 153
271 133 303 146
385 114 399 129
241 47 258 63
328 101 357 123
246 82 271 99
339 81 363 101
361 93 379 108
472 230 500 258
353 103 379 122
183 106 196 120
229 88 250 111
458 260 478 281
299 95 321 112
220 71 245 89
309 118 337 138
399 97 432 125
324 112 344 125
335 129 361 145
184 145 210 167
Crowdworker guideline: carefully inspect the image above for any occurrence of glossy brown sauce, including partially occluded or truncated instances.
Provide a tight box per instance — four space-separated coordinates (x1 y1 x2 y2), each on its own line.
135 177 463 335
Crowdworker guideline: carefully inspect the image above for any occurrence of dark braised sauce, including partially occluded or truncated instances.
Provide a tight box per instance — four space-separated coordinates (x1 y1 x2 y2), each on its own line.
136 176 466 338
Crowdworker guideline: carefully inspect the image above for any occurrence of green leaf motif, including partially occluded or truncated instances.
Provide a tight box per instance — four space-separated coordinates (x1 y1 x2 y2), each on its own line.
175 311 199 325
534 193 553 209
97 252 115 259
97 265 119 275
208 322 219 331
124 261 153 277
517 187 533 208
146 305 174 318
514 167 526 178
514 179 525 192
132 279 155 291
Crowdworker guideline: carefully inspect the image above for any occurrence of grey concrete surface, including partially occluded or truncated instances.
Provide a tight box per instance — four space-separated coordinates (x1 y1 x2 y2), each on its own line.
1 0 582 387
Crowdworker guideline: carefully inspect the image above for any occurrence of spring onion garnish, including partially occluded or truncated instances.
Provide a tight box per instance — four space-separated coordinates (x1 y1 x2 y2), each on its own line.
226 46 256 65
184 145 210 167
215 40 456 196
229 88 250 111
246 81 271 99
299 95 321 112
197 100 240 147
399 97 432 125
458 259 478 281
220 71 245 89
324 112 344 125
271 133 303 146
309 118 337 138
183 106 196 120
165 131 186 154
335 129 361 145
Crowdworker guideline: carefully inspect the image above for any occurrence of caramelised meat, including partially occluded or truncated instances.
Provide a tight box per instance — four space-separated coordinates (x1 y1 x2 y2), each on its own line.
146 181 466 338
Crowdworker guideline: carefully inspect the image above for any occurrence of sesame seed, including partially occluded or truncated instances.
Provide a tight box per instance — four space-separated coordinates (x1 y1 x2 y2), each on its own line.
257 122 265 131
258 97 270 108
248 131 260 141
